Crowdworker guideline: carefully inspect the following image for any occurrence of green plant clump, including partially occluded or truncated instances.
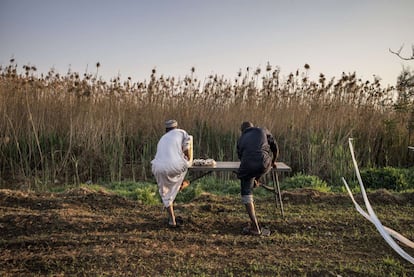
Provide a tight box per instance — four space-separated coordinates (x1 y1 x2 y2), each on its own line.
281 173 330 192
108 181 160 205
402 166 414 187
360 167 411 192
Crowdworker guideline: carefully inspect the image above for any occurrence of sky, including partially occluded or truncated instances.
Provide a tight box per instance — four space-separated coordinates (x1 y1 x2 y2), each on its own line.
1 0 413 87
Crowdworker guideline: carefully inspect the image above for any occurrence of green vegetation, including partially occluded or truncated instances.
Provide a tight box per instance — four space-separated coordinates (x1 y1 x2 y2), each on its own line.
280 173 331 192
44 164 414 206
361 166 414 191
52 176 275 206
107 182 160 205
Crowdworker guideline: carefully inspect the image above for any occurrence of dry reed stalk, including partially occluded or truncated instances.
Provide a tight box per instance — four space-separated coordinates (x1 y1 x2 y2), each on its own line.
0 62 411 187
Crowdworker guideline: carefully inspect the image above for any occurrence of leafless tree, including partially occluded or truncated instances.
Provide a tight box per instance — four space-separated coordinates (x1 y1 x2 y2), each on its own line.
389 44 414 60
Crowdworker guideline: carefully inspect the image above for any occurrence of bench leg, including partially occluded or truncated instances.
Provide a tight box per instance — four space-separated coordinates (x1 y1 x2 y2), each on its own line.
189 171 213 183
272 170 285 218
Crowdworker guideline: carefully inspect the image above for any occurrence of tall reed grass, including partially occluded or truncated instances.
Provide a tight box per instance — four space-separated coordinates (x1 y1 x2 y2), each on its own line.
0 60 413 190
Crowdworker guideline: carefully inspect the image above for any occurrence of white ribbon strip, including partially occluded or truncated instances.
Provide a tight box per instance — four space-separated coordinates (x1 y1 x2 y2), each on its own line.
342 138 414 264
342 178 414 249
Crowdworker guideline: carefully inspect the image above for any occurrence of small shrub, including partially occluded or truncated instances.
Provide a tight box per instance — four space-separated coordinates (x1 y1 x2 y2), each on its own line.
197 177 240 195
108 181 160 204
134 186 159 205
360 167 409 191
281 173 330 192
175 184 203 203
403 167 414 189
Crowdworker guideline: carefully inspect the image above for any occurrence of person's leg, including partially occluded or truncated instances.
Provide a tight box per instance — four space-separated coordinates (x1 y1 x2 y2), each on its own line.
179 179 190 191
254 171 267 188
245 201 260 234
166 204 176 226
156 171 185 227
241 178 260 234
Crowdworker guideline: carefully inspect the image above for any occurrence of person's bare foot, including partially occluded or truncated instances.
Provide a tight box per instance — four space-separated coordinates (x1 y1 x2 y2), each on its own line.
168 216 184 228
242 226 260 235
180 180 190 191
242 226 270 236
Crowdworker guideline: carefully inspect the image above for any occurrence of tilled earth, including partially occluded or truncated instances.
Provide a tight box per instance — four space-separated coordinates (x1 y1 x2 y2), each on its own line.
1 187 414 276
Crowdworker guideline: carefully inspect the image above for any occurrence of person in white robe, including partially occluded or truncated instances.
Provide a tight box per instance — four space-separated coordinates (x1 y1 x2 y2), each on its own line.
151 119 191 227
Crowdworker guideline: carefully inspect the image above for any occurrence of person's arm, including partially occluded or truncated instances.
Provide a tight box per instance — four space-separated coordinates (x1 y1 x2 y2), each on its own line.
271 142 279 168
237 142 242 160
236 134 243 160
182 131 191 161
183 149 190 161
266 131 279 168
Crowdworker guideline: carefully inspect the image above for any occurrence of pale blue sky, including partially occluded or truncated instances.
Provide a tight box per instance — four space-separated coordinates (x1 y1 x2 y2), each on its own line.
1 0 413 86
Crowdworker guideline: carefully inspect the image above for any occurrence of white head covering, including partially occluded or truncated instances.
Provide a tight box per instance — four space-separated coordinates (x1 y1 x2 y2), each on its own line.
165 119 178 128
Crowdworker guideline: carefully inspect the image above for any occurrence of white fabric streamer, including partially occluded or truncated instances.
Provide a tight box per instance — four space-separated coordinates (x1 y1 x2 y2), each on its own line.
342 138 414 264
342 178 414 249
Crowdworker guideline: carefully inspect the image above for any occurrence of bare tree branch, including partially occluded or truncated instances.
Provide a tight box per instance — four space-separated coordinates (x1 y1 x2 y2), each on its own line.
389 44 414 60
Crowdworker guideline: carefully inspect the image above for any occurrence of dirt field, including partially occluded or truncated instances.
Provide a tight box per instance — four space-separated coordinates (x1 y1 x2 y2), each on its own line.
1 187 414 276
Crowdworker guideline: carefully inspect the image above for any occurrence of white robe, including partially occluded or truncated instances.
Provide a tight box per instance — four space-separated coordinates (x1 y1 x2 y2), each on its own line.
151 129 190 207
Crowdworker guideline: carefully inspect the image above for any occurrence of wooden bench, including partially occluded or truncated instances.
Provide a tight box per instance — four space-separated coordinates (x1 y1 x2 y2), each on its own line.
188 161 291 218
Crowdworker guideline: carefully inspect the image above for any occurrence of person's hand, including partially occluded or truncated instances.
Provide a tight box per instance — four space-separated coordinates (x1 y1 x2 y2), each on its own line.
272 161 277 168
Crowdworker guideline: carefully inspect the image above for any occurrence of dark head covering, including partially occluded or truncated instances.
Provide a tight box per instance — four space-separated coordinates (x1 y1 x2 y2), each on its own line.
240 121 254 132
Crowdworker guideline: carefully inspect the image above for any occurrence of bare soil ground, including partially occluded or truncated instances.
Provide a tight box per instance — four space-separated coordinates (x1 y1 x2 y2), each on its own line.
1 187 414 276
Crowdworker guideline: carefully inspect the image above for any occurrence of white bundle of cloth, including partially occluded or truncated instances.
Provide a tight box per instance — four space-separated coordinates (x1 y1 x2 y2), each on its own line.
192 158 217 166
151 129 191 207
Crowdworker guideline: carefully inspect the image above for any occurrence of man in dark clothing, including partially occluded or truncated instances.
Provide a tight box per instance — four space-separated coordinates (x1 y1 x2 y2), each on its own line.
237 121 279 236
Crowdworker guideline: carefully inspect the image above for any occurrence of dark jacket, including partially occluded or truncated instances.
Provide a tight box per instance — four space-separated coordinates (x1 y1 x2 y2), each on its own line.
237 127 278 179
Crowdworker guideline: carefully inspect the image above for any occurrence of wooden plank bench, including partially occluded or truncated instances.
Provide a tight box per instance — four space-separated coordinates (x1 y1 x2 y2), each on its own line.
188 161 291 218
